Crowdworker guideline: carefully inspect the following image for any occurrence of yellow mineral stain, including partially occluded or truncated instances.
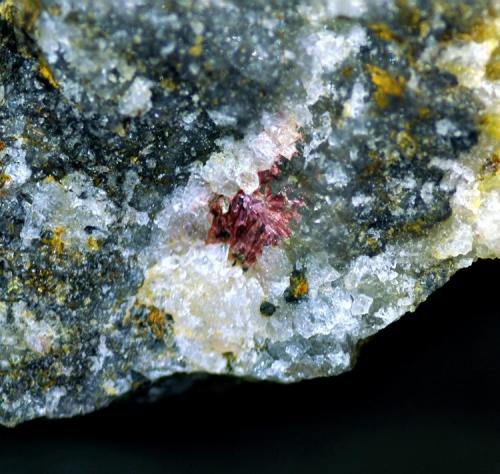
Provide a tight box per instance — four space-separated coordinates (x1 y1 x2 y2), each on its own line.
86 236 101 252
367 65 405 108
159 77 179 91
480 113 500 140
396 0 425 36
368 65 405 96
480 150 500 195
112 122 127 137
366 236 381 252
418 20 430 39
396 130 417 158
417 107 432 120
457 19 499 44
103 383 120 396
485 45 500 81
124 301 171 340
369 23 400 42
43 226 66 255
399 218 427 236
0 173 11 188
146 306 168 339
0 0 41 31
479 172 500 194
188 35 204 57
289 272 309 300
38 57 60 89
373 91 389 109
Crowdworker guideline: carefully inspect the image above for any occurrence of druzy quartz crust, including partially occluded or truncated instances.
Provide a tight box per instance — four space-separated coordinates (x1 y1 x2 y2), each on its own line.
0 0 498 425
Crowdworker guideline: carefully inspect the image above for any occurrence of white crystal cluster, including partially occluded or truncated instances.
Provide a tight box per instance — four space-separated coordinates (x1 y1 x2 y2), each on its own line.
21 173 117 249
137 243 267 373
1 140 32 189
301 26 368 104
429 19 500 260
298 0 394 23
201 114 300 196
119 76 153 118
35 1 145 109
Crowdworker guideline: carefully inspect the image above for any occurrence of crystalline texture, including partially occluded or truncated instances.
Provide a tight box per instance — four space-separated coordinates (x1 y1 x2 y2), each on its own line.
0 0 498 425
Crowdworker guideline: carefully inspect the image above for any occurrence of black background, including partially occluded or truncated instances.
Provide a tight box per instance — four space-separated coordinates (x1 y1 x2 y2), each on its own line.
0 259 499 474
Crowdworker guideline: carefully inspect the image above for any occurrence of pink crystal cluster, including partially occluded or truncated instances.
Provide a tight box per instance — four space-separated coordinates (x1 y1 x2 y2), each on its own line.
207 117 303 267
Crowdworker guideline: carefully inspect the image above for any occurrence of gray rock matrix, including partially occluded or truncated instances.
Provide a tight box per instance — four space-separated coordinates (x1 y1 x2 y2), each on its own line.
0 0 498 425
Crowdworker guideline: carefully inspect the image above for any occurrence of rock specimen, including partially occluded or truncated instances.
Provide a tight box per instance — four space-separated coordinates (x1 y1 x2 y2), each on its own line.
0 0 498 425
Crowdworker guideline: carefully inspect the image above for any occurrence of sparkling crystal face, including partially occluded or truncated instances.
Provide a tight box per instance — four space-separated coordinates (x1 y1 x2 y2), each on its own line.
0 0 498 425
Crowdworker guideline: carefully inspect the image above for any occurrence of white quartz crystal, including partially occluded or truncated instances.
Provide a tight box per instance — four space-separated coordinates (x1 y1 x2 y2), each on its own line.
119 77 153 117
201 113 300 196
301 26 368 104
137 243 267 372
21 172 117 249
2 140 31 188
299 0 394 23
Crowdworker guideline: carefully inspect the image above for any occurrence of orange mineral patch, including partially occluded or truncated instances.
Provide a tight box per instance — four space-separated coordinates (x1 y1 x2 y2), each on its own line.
367 64 406 108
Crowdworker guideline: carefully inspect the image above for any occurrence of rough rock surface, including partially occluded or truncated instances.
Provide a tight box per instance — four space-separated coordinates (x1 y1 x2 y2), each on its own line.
0 0 498 425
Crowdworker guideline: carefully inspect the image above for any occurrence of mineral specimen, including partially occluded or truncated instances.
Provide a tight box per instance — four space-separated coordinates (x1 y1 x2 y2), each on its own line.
0 0 498 425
